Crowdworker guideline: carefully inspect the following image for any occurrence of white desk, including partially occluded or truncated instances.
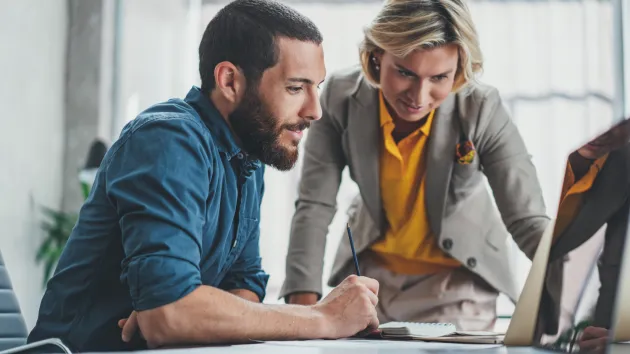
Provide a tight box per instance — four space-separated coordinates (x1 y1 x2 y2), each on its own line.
94 339 597 354
93 339 630 353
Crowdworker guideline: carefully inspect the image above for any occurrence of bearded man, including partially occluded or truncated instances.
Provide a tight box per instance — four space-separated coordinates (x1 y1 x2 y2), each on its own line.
27 1 380 352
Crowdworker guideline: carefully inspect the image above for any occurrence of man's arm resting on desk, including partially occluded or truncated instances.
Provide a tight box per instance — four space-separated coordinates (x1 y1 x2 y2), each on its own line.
119 288 260 340
131 275 380 348
135 285 321 347
229 289 260 302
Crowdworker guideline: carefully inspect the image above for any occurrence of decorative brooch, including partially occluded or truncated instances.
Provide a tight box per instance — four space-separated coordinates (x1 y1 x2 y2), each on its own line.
455 140 476 164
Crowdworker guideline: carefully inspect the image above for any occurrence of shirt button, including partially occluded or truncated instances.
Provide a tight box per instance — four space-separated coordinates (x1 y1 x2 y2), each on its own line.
442 238 453 250
236 152 244 160
233 239 238 248
467 257 477 268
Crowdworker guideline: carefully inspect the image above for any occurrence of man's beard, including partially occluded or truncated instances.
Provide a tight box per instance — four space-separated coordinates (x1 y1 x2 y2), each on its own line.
229 87 310 171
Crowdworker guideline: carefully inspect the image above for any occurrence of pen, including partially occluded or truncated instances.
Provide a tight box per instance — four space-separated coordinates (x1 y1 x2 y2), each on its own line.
346 223 361 276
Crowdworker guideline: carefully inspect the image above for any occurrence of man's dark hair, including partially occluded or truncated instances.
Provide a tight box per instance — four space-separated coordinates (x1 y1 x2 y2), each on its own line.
199 0 323 93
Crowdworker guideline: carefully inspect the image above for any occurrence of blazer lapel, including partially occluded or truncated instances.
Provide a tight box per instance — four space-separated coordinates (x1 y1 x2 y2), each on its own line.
425 95 459 236
347 78 382 231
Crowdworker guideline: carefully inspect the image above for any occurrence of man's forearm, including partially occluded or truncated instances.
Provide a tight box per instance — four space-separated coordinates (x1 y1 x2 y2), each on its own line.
229 288 260 302
137 285 327 347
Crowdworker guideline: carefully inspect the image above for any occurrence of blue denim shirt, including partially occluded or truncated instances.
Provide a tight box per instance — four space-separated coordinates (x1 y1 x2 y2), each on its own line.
28 87 269 352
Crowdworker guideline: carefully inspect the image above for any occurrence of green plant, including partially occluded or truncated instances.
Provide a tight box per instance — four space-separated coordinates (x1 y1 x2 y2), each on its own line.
36 178 92 286
36 140 107 285
36 207 78 286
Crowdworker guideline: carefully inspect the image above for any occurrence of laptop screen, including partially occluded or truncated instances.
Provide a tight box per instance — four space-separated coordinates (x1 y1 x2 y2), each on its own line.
533 118 630 353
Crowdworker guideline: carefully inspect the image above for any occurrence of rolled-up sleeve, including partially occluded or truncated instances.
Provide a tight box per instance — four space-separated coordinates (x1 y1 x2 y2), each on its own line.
218 178 269 301
105 117 210 311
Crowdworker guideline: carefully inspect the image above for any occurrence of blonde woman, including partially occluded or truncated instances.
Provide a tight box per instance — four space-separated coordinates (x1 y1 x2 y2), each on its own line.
280 0 550 331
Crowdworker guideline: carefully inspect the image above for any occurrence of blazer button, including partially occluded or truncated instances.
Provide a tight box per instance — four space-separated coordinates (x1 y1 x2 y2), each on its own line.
442 238 453 250
467 257 477 268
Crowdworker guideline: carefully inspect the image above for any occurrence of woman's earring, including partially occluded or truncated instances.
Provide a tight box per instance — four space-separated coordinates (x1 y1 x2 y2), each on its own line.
372 57 380 71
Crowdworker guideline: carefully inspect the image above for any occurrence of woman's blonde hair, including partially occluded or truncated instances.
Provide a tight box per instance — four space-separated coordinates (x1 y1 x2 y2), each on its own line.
360 0 483 91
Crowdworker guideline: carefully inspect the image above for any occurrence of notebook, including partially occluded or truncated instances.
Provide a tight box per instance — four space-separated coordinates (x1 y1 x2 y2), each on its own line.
372 322 504 344
378 322 457 337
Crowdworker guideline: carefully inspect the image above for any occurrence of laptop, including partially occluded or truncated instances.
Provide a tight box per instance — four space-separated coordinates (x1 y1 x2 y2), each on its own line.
503 118 630 353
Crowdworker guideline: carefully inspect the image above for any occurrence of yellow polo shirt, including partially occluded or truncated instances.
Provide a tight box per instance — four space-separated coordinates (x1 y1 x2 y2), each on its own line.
370 91 461 275
553 154 609 241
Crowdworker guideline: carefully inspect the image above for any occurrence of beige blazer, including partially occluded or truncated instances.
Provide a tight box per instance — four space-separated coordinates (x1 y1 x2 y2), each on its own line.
280 66 550 302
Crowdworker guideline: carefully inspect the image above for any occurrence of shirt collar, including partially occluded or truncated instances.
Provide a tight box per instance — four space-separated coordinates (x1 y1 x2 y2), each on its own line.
378 91 390 128
563 153 609 198
185 86 240 158
184 86 262 175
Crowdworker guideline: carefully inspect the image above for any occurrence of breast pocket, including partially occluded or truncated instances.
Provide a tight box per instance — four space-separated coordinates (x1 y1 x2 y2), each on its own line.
234 216 259 250
450 159 483 201
238 217 260 243
202 217 260 285
452 156 480 176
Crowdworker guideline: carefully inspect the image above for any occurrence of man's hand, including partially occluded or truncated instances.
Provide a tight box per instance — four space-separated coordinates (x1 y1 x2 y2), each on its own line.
578 326 609 353
287 292 319 305
119 311 140 343
311 275 380 339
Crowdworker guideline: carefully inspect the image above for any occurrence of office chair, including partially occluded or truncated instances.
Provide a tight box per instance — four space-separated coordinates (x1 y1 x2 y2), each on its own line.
0 252 71 354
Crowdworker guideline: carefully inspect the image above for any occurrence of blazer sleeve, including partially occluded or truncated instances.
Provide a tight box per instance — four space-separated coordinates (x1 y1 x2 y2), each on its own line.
475 87 551 260
279 75 347 300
